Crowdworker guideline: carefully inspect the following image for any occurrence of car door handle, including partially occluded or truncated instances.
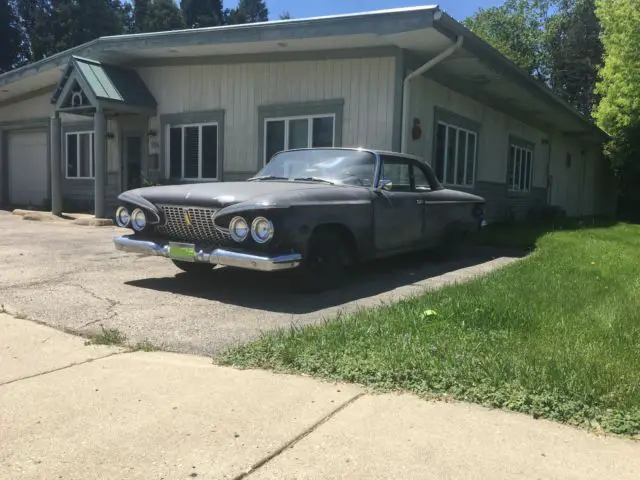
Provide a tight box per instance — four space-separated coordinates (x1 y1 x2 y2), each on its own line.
416 199 425 205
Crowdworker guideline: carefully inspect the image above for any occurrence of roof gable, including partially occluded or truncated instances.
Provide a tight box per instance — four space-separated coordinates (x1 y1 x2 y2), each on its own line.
51 56 156 114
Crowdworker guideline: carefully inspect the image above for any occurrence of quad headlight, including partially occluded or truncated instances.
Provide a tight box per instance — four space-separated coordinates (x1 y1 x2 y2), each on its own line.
229 216 249 242
251 216 274 244
115 206 130 228
131 208 147 231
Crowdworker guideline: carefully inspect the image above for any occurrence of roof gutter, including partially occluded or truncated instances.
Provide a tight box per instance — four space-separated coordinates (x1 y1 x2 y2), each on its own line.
401 35 464 153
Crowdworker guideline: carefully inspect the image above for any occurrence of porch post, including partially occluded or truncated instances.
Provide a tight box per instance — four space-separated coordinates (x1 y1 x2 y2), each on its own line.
50 112 63 215
94 108 107 218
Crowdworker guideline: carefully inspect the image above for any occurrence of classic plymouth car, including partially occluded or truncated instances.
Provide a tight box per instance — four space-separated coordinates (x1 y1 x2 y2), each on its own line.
113 148 485 292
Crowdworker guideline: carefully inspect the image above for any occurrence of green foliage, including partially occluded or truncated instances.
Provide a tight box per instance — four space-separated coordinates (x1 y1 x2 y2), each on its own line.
464 0 603 119
593 0 640 205
464 0 551 80
225 0 269 25
16 0 55 60
221 223 640 437
17 0 125 61
140 0 185 32
181 0 224 28
0 0 26 72
545 0 603 118
86 326 127 346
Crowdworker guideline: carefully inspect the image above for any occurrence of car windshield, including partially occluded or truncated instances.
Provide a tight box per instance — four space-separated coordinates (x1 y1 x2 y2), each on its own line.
250 149 377 187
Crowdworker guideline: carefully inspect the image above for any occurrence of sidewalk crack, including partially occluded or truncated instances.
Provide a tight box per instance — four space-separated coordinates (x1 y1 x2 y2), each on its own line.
69 284 121 328
0 351 128 387
231 392 365 480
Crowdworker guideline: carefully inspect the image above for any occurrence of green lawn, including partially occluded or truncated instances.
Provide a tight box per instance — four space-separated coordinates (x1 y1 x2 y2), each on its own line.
220 220 640 436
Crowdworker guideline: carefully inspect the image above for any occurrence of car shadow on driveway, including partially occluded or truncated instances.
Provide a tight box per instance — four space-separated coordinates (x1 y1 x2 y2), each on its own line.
125 246 524 315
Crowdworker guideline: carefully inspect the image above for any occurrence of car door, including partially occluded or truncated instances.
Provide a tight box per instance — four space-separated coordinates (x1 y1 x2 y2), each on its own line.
410 160 441 246
372 155 424 251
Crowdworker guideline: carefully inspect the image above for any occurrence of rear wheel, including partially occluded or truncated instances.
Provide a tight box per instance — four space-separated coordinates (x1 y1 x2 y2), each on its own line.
171 260 215 275
292 230 350 294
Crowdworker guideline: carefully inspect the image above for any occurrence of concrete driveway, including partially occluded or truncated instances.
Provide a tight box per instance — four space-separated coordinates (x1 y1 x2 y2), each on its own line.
0 211 519 355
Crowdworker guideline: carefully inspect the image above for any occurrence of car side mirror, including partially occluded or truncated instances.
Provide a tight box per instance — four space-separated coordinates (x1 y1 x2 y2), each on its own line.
376 179 393 192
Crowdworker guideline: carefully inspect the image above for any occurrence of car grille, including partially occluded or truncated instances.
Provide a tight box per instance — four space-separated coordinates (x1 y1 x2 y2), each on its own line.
155 205 231 244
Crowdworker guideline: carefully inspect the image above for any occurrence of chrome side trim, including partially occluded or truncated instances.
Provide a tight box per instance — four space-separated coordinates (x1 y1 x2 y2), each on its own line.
113 235 302 272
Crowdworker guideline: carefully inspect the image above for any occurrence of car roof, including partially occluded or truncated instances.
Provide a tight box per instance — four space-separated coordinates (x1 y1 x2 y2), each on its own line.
281 147 427 163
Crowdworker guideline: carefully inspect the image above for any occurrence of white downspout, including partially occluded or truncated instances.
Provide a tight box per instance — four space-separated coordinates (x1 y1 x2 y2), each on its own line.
401 35 464 153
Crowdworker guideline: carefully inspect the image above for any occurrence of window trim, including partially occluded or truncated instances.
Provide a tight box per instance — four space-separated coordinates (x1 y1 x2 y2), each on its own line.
507 142 534 193
434 120 478 188
166 122 220 181
379 155 439 193
65 130 95 180
263 113 337 166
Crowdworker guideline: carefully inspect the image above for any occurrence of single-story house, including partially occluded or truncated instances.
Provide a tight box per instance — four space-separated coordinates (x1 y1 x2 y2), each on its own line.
0 5 617 220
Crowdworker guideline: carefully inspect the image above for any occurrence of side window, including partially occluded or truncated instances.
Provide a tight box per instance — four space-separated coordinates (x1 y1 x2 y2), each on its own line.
380 155 411 192
411 163 433 192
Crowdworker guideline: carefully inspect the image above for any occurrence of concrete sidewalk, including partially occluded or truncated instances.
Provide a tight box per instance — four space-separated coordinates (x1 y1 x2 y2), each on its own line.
1 313 639 480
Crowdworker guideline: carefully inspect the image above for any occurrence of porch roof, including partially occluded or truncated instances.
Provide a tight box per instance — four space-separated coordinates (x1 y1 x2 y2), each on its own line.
51 56 156 115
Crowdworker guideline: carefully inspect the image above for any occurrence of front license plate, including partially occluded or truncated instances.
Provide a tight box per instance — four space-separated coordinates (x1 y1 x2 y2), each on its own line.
168 242 196 262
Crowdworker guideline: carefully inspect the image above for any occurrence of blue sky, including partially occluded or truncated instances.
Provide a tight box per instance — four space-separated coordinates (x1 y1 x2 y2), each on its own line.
239 1 504 21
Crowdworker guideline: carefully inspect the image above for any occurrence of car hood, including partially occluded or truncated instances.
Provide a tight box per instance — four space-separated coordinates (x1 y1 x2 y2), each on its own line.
120 181 362 209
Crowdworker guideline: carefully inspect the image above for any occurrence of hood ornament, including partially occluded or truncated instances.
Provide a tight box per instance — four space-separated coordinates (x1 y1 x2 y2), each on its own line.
183 209 192 226
185 192 191 200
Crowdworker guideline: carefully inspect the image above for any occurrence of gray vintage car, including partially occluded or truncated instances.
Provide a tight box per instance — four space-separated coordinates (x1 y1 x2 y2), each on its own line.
113 148 485 292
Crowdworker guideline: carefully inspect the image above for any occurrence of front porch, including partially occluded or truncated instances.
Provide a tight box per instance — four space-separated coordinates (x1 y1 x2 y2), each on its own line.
50 56 157 218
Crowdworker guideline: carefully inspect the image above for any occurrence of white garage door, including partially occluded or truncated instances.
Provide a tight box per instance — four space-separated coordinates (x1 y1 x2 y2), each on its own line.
8 129 48 207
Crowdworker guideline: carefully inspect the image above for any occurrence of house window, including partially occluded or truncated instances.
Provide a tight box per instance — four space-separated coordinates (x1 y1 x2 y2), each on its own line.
168 123 219 180
434 121 477 187
66 131 95 179
264 115 335 165
508 144 534 192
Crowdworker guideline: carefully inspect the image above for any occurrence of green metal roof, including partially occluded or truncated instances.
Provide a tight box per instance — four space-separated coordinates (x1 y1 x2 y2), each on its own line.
51 56 156 111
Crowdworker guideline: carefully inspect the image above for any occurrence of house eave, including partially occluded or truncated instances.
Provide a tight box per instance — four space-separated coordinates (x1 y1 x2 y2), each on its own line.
0 5 439 95
432 11 607 141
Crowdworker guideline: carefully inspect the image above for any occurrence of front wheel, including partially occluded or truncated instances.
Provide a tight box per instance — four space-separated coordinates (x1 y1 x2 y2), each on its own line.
171 260 215 275
291 230 349 294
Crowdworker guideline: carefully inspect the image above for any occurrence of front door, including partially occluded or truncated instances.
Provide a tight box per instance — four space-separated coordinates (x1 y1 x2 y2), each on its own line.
124 134 143 190
372 155 424 251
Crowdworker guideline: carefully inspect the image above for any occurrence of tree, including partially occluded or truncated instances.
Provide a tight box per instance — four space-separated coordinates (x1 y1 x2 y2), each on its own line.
593 0 640 210
16 0 54 60
225 0 268 24
132 0 150 32
464 0 604 119
464 0 551 80
44 0 124 55
545 0 603 118
181 0 224 28
0 0 25 72
139 0 185 32
279 10 291 20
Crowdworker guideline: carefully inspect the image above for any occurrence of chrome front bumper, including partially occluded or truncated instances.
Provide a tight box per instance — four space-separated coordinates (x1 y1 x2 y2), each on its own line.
113 235 302 272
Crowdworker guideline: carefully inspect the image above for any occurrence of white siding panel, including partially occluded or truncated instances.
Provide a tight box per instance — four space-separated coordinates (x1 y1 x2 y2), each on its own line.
137 56 396 173
407 76 550 187
0 93 53 122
